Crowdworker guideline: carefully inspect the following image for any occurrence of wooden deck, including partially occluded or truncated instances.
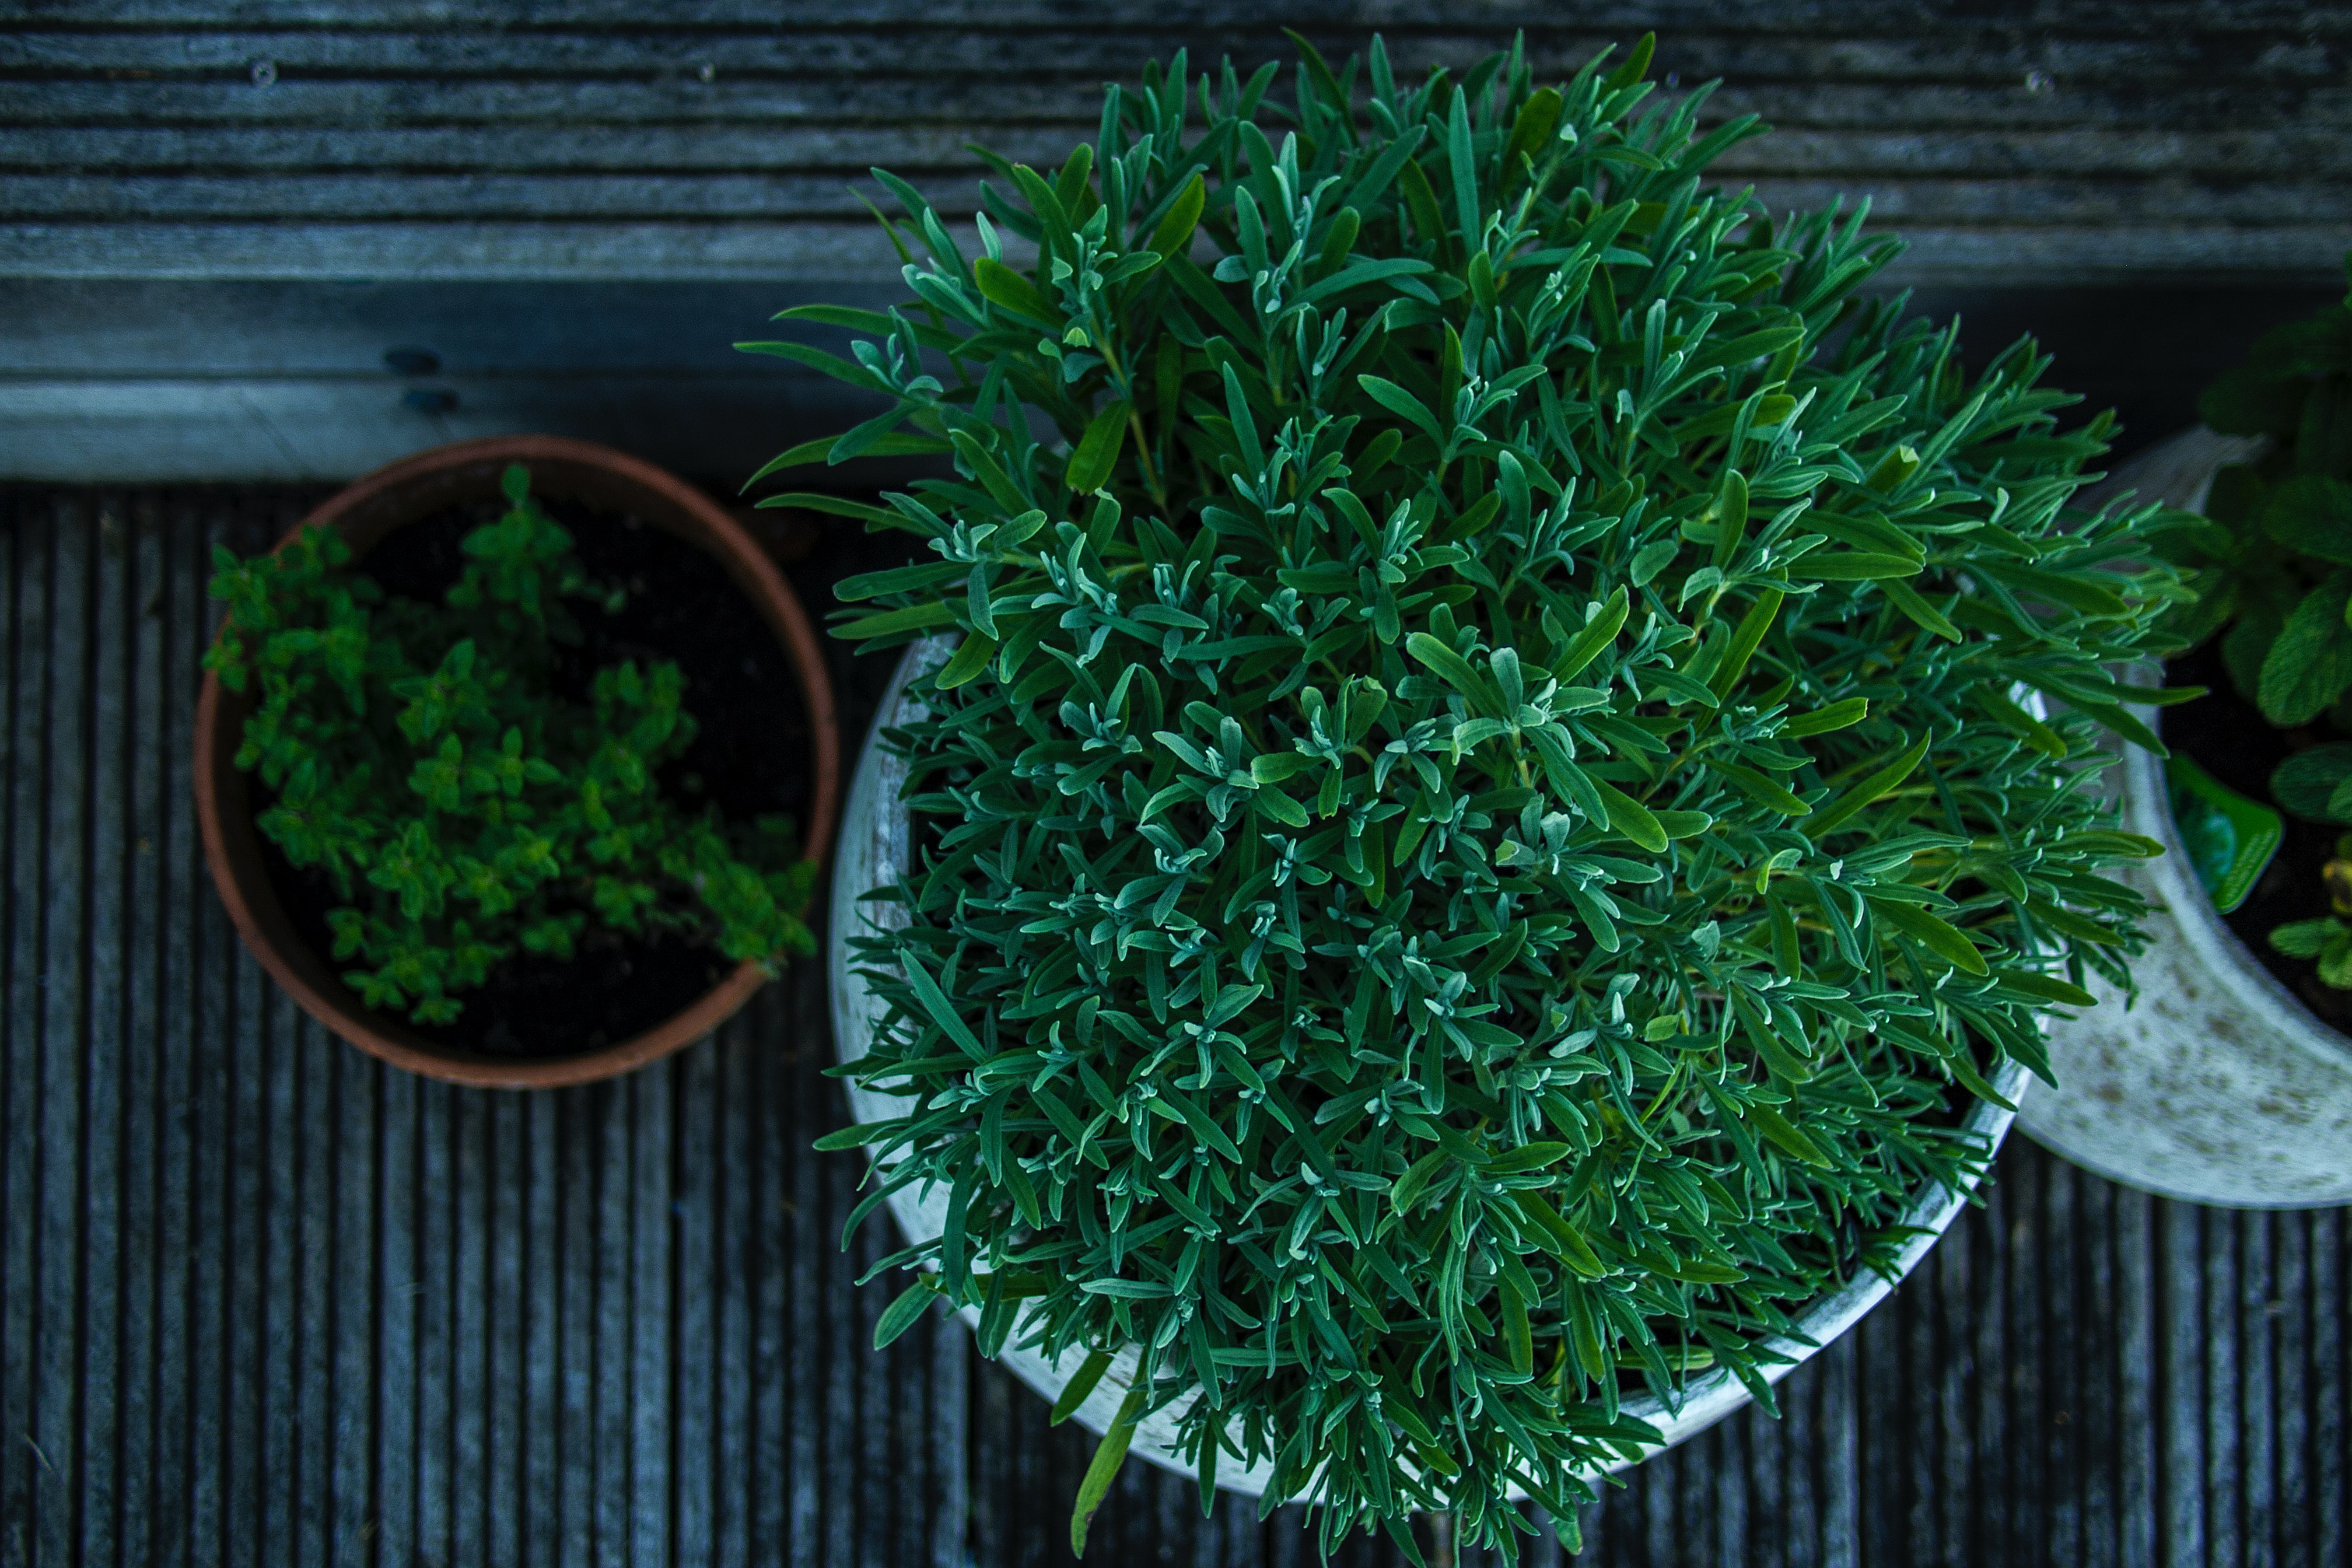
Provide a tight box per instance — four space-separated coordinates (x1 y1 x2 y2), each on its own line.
0 484 2344 1567
5 2 2352 1562
4 1 2348 284
5 1 2352 487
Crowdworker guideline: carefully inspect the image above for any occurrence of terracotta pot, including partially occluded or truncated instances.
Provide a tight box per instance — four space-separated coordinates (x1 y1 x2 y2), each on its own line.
195 435 841 1090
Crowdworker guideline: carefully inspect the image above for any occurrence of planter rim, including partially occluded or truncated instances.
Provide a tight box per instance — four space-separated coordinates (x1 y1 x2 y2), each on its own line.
2019 425 2352 1209
195 433 841 1090
2123 709 2352 1080
828 638 2022 1494
2024 732 2352 1207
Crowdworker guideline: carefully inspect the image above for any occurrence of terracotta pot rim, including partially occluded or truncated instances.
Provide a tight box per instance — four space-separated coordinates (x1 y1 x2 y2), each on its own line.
194 433 842 1090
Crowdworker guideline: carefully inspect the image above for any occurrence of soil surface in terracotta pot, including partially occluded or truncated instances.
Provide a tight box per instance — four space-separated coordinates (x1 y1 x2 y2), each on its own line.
253 491 814 1057
2163 640 2352 1034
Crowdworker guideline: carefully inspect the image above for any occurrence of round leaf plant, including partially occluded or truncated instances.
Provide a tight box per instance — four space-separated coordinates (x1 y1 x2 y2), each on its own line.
769 34 2180 1561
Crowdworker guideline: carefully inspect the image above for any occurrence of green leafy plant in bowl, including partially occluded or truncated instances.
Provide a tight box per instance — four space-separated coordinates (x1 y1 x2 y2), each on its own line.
2157 258 2352 985
771 33 2177 1560
206 464 816 1027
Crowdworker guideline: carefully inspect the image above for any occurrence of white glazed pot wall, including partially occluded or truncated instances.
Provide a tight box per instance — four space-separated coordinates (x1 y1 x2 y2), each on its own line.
2019 430 2352 1207
829 639 2028 1493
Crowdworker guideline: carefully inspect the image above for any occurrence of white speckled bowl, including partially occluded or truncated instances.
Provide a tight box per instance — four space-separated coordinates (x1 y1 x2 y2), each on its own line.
2020 430 2352 1208
828 638 2027 1492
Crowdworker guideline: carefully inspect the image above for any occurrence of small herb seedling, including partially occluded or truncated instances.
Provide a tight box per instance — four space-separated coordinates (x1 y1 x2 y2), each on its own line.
208 464 815 1026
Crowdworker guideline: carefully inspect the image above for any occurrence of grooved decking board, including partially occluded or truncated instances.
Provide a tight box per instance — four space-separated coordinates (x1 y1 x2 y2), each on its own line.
0 484 2347 1566
2 2 2348 284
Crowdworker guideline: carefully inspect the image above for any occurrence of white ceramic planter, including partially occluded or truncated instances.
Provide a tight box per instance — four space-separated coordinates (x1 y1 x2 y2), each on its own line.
2019 429 2352 1208
828 638 2028 1492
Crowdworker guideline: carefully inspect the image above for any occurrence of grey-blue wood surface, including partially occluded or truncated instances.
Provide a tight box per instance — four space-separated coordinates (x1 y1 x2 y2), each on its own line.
2 2 2350 285
6 2 2351 487
1 484 2346 1567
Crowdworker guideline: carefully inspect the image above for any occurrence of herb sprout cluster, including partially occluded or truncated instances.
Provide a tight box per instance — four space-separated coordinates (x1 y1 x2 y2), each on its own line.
769 36 2177 1560
209 466 817 1026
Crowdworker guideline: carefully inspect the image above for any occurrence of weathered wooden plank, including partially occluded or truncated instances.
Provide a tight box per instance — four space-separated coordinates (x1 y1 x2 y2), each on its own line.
5 23 2333 83
554 1082 597 1567
2207 1209 2245 1568
258 979 302 1566
450 1084 491 1568
477 1086 520 1568
754 983 797 1568
184 502 233 1567
0 124 1084 174
2242 1217 2277 1568
1913 1187 1960 1562
789 981 831 1568
328 1042 376 1567
592 1080 632 1567
373 1061 419 1566
148 491 207 1567
295 1018 335 1563
221 892 268 1566
17 121 2351 186
2164 1200 2208 1568
1714 1418 1751 1568
520 1088 561 1568
2272 1215 2309 1568
820 1036 866 1566
30 494 89 1568
5 74 2343 136
705 1013 751 1568
78 494 129 1568
674 1034 719 1567
0 77 1116 122
2314 1209 2345 1568
631 1069 674 1567
0 220 923 284
0 495 38 1566
2 0 2339 35
926 1271 970 1567
11 219 2347 290
6 168 2322 229
113 494 165 1568
413 1080 458 1568
2114 1185 2158 1568
2049 1158 2089 1567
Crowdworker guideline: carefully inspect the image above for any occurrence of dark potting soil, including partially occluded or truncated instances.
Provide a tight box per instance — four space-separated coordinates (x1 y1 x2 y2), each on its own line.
2160 639 2352 1032
256 491 813 1058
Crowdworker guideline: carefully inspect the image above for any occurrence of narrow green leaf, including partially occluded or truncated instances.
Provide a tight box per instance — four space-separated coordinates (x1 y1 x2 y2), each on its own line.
1866 893 1989 975
873 1276 938 1350
1150 173 1207 257
1880 577 1962 642
1405 631 1504 718
1783 697 1867 738
898 949 987 1058
1792 551 1922 582
1051 1349 1115 1424
934 634 998 690
1746 1102 1832 1168
1593 779 1668 852
1071 1384 1149 1557
1066 400 1132 494
1807 733 1931 835
975 256 1058 324
1552 587 1630 680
